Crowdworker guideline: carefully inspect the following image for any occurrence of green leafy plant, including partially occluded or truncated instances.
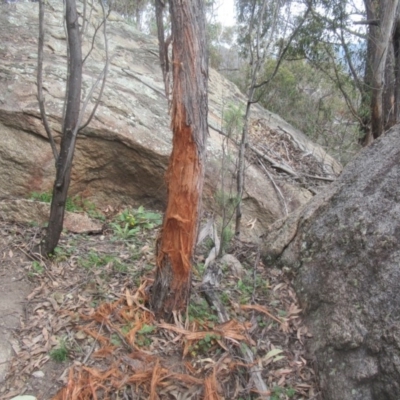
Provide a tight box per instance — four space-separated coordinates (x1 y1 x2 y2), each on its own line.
30 260 44 275
111 206 162 240
110 334 122 347
270 385 296 400
78 251 117 269
133 206 162 229
237 276 254 304
30 191 52 203
110 222 140 240
49 340 68 362
224 103 244 139
136 324 156 347
188 298 219 325
50 246 71 262
189 333 221 357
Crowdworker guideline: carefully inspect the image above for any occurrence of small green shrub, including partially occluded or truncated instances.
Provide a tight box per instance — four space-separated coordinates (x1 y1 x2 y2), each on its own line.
189 333 221 357
78 251 119 270
30 191 52 203
270 385 296 400
111 206 162 240
110 222 140 240
31 260 44 275
49 340 68 362
135 324 156 347
188 298 219 325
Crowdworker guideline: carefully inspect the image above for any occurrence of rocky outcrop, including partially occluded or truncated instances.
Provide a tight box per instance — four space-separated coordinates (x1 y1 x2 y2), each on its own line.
0 1 340 237
262 125 400 400
0 199 103 233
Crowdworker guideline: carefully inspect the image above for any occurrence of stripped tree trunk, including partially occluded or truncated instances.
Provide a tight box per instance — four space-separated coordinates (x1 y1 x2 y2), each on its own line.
150 0 208 319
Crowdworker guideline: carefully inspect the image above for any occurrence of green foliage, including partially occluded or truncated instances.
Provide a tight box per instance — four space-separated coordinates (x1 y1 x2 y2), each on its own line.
49 340 68 362
252 59 360 164
110 334 122 347
221 226 234 249
237 277 253 304
134 324 156 347
189 333 221 357
194 262 206 276
223 103 244 138
138 324 156 335
110 222 140 240
188 298 219 325
213 190 238 254
111 206 162 240
29 192 104 220
30 191 52 203
236 274 268 304
270 385 296 400
51 246 71 262
78 251 122 270
29 260 44 276
220 291 230 306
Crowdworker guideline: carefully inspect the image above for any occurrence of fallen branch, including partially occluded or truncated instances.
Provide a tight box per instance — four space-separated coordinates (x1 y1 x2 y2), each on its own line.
209 123 336 182
258 158 288 216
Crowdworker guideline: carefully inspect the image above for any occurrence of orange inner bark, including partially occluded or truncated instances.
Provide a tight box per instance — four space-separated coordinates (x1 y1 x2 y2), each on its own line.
157 119 203 290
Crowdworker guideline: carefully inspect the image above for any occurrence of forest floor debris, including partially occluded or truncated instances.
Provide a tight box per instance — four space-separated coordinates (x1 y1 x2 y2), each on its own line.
0 208 320 400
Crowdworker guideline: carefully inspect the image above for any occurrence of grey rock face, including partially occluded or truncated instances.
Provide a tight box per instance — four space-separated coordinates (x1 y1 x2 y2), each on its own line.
263 125 400 399
0 1 339 238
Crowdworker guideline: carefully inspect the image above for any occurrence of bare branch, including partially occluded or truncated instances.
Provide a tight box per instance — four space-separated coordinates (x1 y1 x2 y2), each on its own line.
37 0 59 162
253 4 312 92
155 0 170 100
82 4 111 65
59 0 111 182
209 123 336 182
353 19 379 26
258 158 288 216
62 0 69 129
337 28 364 94
79 0 111 130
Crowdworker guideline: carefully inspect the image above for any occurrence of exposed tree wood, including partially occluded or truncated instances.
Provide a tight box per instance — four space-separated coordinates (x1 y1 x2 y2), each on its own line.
150 0 208 319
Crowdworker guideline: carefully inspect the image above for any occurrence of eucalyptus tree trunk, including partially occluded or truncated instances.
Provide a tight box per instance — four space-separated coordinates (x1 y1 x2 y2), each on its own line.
364 0 399 139
391 4 400 125
150 0 208 319
43 0 82 254
38 0 109 255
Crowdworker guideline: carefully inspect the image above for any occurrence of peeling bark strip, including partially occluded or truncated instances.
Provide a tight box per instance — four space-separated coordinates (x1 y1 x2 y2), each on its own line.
151 0 208 319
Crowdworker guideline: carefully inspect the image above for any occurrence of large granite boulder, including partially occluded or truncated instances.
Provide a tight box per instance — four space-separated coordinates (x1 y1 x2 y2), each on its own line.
0 0 341 236
262 125 400 399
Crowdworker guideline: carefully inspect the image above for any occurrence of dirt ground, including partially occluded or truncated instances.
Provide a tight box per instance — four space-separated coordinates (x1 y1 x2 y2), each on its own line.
0 214 320 400
0 224 31 383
